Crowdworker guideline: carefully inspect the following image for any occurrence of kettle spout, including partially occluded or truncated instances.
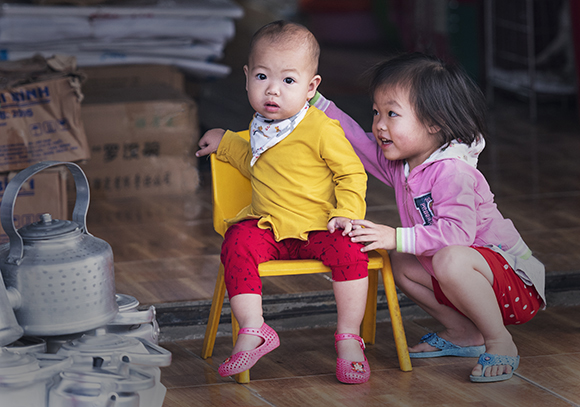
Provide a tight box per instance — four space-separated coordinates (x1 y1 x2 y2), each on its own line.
0 278 23 346
6 286 21 310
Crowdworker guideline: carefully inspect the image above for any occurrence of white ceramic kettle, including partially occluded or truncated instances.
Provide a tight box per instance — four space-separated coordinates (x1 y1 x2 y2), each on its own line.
56 330 171 407
0 348 72 407
48 366 155 407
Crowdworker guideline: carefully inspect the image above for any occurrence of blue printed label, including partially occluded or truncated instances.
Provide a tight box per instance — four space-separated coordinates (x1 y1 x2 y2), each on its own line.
414 192 434 226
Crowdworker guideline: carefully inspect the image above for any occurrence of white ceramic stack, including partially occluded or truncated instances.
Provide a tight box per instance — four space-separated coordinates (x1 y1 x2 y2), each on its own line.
0 348 72 407
105 294 160 345
55 329 171 407
3 295 170 407
43 293 161 354
48 361 156 407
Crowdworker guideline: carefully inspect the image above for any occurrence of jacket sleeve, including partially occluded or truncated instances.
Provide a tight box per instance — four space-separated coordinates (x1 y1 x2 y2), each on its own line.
318 120 367 221
397 166 479 256
311 92 396 188
216 130 252 179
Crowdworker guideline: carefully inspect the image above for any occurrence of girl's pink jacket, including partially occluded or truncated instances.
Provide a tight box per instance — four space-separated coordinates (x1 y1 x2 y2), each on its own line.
311 93 546 306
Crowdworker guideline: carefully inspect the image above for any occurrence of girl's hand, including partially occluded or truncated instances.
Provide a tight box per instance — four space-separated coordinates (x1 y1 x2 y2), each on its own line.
196 128 226 157
349 219 396 252
327 217 353 235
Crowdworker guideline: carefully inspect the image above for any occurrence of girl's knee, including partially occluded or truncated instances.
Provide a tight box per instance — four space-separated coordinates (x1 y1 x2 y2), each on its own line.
432 246 465 281
390 251 420 280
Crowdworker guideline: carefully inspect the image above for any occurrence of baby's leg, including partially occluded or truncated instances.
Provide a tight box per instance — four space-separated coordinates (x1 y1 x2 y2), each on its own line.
432 246 517 378
334 277 368 362
221 220 281 354
391 251 485 352
299 230 369 362
229 294 265 354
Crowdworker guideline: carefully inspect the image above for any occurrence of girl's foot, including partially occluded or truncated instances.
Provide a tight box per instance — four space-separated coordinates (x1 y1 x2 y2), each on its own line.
471 337 518 378
409 329 484 354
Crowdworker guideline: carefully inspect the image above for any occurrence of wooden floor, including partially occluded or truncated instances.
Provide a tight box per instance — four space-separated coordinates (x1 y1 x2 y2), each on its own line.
158 305 580 406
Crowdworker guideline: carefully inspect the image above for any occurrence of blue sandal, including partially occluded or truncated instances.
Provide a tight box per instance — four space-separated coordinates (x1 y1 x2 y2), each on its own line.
409 333 486 358
470 352 520 383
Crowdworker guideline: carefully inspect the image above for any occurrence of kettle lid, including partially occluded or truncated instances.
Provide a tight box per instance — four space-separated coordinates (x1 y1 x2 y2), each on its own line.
58 330 144 355
18 213 81 240
0 347 40 376
116 294 140 313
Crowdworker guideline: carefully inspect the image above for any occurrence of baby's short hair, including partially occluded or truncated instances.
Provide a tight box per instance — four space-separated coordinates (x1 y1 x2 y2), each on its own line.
249 20 320 74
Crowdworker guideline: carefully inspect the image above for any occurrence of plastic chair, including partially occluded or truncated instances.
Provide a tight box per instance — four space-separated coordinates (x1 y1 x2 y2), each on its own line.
201 152 412 383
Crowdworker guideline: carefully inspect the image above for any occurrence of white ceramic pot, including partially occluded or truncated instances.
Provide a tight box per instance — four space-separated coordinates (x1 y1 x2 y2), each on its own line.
55 330 171 407
105 294 160 344
48 366 154 407
6 336 47 354
0 348 71 407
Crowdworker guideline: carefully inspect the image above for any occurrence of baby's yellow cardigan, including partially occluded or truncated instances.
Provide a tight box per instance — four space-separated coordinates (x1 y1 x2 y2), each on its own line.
216 106 367 241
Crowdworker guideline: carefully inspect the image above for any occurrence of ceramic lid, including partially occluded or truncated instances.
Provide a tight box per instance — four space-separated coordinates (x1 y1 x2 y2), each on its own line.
0 348 40 376
6 336 47 354
56 330 171 368
18 214 80 240
59 366 155 393
115 294 140 313
57 330 146 356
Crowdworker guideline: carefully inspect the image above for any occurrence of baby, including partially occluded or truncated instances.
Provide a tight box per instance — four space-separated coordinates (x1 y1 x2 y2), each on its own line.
196 20 372 384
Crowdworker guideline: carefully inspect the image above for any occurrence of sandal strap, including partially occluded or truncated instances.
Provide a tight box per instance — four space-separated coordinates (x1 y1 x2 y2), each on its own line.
334 332 365 350
477 352 520 370
419 332 460 351
238 323 267 337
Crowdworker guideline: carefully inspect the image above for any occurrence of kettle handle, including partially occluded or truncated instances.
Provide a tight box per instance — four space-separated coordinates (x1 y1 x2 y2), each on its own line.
0 161 91 265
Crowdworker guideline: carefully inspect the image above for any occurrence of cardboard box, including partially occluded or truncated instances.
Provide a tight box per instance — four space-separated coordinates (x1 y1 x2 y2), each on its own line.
79 85 200 199
0 77 90 172
78 156 199 199
81 64 185 94
0 166 68 244
81 86 198 163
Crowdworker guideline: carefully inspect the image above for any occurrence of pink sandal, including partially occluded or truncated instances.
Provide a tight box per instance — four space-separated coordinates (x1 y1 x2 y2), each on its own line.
218 322 280 377
335 332 371 384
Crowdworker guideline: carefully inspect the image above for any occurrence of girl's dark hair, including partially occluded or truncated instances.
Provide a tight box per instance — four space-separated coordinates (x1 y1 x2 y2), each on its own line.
369 52 488 146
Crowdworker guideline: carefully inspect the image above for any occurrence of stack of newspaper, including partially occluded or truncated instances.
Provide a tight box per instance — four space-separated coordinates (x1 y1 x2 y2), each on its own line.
0 0 244 79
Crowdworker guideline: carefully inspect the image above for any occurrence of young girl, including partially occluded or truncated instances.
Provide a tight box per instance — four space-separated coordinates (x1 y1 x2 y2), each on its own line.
310 52 546 383
197 21 371 384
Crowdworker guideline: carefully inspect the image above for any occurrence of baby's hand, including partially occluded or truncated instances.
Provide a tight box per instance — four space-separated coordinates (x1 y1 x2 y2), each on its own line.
348 219 396 252
196 128 226 157
327 217 353 235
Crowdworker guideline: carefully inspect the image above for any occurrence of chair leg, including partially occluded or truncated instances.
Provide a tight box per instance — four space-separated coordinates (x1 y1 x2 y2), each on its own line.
379 251 413 372
361 268 378 344
230 312 251 383
201 264 227 359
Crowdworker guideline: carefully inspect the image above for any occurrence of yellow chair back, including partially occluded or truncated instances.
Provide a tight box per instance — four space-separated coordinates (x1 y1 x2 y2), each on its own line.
210 153 251 237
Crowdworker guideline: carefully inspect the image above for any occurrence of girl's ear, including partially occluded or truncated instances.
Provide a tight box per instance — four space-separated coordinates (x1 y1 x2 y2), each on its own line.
428 124 441 134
